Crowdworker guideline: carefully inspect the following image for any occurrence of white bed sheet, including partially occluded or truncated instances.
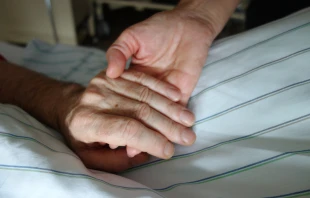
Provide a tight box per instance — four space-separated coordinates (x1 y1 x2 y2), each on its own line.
0 7 310 198
0 42 25 65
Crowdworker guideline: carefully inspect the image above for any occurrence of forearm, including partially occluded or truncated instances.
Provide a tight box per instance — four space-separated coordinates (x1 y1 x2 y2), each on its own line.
177 0 241 39
0 60 84 133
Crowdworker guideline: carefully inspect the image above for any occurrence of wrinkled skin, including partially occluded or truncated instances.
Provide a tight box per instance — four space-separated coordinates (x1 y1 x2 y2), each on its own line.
62 71 196 172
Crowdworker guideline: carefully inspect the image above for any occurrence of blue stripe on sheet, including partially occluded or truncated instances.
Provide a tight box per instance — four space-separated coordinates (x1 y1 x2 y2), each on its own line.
191 47 310 99
124 113 310 173
61 52 93 80
0 113 62 141
210 9 309 49
23 41 106 68
23 58 81 65
195 79 310 125
155 149 310 191
0 105 63 138
265 189 310 198
23 49 106 81
0 131 77 159
23 57 107 66
1 105 53 128
30 39 106 63
203 21 310 69
0 164 163 197
32 40 84 54
25 22 310 68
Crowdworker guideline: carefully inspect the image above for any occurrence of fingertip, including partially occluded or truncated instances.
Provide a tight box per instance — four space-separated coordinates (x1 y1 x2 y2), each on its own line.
126 147 141 158
106 66 121 78
180 110 196 127
164 142 175 159
181 129 196 145
106 48 127 78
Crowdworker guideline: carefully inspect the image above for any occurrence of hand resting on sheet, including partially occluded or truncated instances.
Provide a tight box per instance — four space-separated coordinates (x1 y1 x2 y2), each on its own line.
62 70 196 172
0 60 196 172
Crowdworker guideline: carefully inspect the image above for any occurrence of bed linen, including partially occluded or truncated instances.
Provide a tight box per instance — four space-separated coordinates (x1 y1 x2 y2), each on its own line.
0 7 310 198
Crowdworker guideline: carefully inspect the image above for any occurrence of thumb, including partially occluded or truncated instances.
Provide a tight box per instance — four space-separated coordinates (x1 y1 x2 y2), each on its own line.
106 30 139 78
127 146 142 158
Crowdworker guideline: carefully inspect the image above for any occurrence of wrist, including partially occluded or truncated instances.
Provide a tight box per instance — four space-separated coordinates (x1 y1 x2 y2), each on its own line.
57 83 84 137
176 0 240 39
0 61 85 140
174 7 218 41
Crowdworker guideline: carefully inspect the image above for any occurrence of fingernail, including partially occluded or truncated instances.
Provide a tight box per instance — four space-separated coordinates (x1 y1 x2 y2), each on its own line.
106 67 114 77
164 142 174 158
167 87 181 101
129 149 141 158
180 110 195 126
181 129 196 144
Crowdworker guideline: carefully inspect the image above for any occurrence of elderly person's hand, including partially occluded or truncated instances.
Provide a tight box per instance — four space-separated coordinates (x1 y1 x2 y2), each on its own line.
60 70 196 172
0 59 195 173
106 0 240 104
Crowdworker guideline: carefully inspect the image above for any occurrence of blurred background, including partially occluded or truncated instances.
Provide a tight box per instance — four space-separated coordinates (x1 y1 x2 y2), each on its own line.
0 0 308 51
0 0 248 50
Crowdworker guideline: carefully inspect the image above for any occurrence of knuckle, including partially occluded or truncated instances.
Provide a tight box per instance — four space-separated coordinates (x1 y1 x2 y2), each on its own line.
109 43 121 50
122 119 142 143
152 78 161 89
90 75 117 90
136 103 152 120
81 91 102 104
125 70 146 84
129 70 141 78
134 71 146 83
90 76 106 86
110 30 131 53
139 87 151 102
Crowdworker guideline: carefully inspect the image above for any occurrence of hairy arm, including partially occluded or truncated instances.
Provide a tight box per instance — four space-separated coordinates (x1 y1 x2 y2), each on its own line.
0 60 83 133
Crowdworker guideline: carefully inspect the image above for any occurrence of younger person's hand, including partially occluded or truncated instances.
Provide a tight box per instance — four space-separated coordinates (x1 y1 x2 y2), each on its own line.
106 0 240 105
106 9 214 105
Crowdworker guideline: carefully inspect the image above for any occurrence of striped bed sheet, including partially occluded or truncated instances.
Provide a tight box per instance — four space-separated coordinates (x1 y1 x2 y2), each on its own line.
0 42 25 65
0 7 310 198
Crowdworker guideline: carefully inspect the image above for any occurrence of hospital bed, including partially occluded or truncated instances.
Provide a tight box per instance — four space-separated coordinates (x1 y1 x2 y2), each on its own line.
0 7 310 198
